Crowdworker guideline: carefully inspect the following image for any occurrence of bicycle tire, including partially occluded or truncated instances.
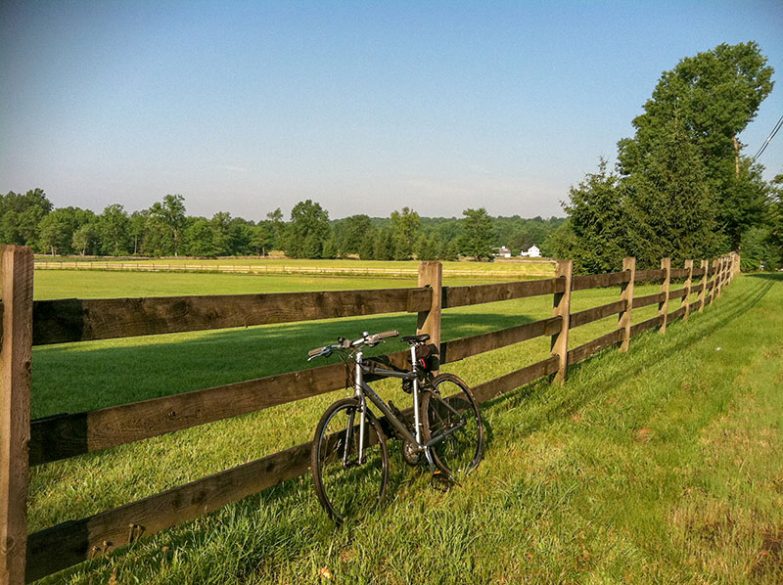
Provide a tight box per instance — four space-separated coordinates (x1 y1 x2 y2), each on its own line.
311 398 389 524
421 373 484 479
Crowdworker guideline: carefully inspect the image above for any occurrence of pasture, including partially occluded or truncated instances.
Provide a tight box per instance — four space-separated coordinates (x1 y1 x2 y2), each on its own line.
28 269 783 584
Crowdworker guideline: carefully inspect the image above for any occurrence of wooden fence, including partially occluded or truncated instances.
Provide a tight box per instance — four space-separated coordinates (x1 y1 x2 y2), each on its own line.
0 246 740 584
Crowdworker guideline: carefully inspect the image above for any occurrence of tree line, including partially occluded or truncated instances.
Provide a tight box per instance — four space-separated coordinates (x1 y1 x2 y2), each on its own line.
0 190 564 260
551 42 783 272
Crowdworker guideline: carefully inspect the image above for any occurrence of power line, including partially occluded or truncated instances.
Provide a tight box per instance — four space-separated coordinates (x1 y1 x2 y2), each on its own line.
752 114 783 162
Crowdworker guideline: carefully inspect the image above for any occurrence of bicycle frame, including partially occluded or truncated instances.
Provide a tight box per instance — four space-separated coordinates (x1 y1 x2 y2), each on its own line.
351 344 466 467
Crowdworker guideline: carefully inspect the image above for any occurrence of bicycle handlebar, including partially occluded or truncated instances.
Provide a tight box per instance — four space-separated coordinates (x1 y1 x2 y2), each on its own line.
306 330 399 360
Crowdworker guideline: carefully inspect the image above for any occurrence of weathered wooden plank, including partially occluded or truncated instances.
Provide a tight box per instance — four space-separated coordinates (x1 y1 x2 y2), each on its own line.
667 287 688 301
26 442 313 582
668 306 686 321
698 259 709 312
659 258 672 334
634 269 666 283
619 257 635 352
551 262 573 384
32 287 432 345
1 246 34 585
682 260 694 321
569 300 627 329
471 356 560 403
30 350 410 466
571 271 630 291
669 268 690 279
691 267 705 278
634 291 666 308
566 329 624 365
443 278 563 308
441 317 562 363
630 314 663 336
417 262 442 373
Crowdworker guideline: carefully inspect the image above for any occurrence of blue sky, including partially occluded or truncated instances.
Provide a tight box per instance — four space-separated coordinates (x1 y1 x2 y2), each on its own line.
1 1 781 220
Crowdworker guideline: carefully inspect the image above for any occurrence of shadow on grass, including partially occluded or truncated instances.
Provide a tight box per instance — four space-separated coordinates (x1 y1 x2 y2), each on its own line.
45 279 775 584
747 272 783 282
32 311 541 417
482 276 774 438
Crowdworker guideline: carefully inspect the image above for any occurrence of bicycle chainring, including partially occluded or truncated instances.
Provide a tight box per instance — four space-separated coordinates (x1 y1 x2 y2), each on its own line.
402 440 423 466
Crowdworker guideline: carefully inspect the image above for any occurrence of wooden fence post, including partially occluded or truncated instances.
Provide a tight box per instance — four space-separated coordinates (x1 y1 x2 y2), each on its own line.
658 257 671 334
716 256 726 298
1 246 33 585
550 259 573 384
683 259 693 321
709 259 719 305
416 261 442 355
619 257 635 352
698 259 709 312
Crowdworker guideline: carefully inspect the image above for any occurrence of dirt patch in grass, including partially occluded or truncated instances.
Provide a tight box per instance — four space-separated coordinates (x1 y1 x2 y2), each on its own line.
750 527 783 581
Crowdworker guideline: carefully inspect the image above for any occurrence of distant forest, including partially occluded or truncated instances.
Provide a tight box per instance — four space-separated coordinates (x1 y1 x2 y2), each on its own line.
0 189 564 261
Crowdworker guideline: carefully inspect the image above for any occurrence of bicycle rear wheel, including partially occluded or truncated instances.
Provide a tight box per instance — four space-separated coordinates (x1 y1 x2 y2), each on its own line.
421 373 484 479
311 398 389 524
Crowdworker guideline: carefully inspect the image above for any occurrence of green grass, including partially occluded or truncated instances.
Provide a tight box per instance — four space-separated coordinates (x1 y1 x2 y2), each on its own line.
35 255 556 276
29 272 782 584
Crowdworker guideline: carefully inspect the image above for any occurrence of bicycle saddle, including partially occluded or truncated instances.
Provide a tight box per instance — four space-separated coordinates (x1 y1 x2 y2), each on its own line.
402 333 430 344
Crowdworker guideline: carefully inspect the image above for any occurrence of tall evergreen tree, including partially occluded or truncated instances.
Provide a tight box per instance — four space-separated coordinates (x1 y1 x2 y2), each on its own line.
618 42 773 249
460 208 495 261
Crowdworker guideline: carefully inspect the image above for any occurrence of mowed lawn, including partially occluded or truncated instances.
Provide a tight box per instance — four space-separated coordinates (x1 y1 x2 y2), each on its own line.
29 270 782 584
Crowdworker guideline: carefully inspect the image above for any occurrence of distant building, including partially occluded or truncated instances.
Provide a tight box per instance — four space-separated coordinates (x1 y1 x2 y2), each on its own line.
520 245 541 258
495 246 512 258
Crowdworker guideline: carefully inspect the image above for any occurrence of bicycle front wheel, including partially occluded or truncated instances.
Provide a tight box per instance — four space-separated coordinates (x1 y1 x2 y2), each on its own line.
421 373 484 479
310 398 389 524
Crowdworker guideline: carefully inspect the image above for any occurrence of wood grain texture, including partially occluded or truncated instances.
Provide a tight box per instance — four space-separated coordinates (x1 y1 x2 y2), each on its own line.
619 257 636 353
667 287 688 301
32 287 432 345
634 269 666 283
443 278 563 308
698 260 709 312
566 329 624 365
571 271 629 291
569 300 626 329
550 261 573 384
441 317 562 363
668 306 687 321
630 315 663 336
658 258 671 334
416 262 442 372
634 292 666 308
682 260 694 321
0 247 34 585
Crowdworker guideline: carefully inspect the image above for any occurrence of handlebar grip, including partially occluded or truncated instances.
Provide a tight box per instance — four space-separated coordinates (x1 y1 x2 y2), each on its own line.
375 330 399 340
307 346 326 358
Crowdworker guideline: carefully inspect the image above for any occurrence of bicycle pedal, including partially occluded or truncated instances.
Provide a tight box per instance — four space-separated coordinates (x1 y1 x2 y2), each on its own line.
430 470 453 492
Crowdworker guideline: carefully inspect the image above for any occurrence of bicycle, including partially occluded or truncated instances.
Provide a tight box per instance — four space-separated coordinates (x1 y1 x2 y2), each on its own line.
307 329 484 523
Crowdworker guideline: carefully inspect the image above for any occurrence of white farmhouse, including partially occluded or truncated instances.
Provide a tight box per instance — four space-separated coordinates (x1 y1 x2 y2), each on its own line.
520 245 541 258
495 246 512 258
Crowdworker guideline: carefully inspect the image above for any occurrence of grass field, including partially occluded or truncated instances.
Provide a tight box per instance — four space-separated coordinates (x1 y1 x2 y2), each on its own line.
29 271 782 584
34 256 557 277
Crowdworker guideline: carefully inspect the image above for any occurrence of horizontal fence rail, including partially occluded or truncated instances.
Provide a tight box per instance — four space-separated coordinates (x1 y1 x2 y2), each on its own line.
32 288 432 345
0 247 740 584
